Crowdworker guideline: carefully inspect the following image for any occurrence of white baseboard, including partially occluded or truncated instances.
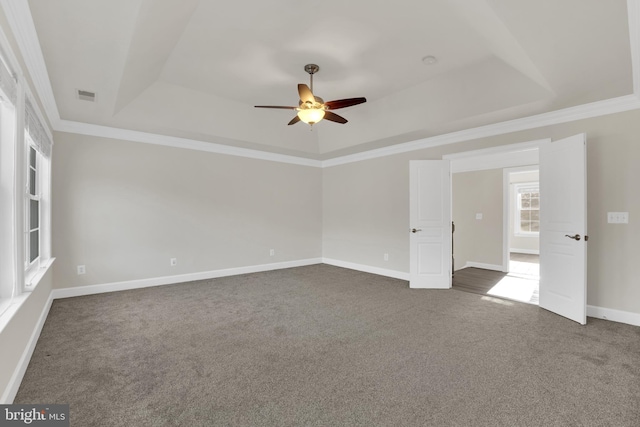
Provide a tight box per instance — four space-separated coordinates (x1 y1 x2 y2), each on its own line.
510 249 540 255
1 293 54 404
587 305 640 327
462 262 505 272
4 258 639 405
52 258 323 300
322 258 410 281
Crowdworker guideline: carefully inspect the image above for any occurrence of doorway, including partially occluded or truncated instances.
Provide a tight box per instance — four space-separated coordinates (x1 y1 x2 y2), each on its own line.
504 167 540 304
414 134 587 323
445 143 542 305
450 166 540 306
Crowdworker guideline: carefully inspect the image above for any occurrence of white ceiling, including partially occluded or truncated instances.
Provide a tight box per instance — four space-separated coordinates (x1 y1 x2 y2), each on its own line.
24 0 635 159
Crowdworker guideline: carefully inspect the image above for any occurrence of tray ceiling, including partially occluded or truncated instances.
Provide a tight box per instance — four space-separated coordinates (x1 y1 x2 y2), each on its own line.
23 0 635 160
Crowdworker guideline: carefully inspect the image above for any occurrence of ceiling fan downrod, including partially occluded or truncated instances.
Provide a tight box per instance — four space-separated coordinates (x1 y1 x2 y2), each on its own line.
304 64 319 94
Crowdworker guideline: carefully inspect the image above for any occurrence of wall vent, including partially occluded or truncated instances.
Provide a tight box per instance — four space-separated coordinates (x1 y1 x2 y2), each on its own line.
76 89 96 102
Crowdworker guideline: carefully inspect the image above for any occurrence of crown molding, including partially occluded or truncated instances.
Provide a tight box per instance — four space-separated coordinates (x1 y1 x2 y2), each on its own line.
57 120 323 167
628 0 640 94
4 0 640 169
50 95 640 169
321 95 640 167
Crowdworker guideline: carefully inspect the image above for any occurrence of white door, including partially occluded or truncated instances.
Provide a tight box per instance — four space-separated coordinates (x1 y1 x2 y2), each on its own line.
409 160 452 288
539 134 587 324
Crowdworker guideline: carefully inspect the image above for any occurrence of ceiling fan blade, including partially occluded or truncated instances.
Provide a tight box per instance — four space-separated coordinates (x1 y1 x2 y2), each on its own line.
325 97 367 110
323 111 348 124
288 116 301 126
298 84 315 104
254 105 297 109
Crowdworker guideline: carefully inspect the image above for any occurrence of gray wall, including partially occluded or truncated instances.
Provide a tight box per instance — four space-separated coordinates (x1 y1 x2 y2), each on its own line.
452 169 504 269
322 108 640 314
52 132 323 288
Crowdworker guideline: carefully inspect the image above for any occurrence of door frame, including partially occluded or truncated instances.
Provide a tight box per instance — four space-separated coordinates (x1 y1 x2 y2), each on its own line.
443 138 547 273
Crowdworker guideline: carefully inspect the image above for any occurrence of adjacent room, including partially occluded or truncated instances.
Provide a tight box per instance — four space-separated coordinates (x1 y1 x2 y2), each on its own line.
452 165 541 305
1 1 639 425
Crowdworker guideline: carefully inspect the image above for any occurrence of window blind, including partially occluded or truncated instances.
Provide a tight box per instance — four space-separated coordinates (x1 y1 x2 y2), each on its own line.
25 98 52 158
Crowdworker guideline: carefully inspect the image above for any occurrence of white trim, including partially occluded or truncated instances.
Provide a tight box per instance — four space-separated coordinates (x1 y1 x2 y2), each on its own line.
446 139 543 173
52 258 322 299
503 169 510 274
0 0 60 129
0 260 53 334
0 6 22 82
587 304 640 327
444 140 543 160
57 120 323 168
449 142 543 275
628 0 640 95
322 258 410 281
54 94 640 169
1 292 53 404
2 1 640 168
323 95 640 167
510 248 540 255
462 262 506 272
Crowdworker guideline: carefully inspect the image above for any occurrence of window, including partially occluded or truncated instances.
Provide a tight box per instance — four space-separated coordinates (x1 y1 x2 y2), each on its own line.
515 183 539 235
23 98 52 286
0 52 18 312
0 22 53 322
26 145 40 267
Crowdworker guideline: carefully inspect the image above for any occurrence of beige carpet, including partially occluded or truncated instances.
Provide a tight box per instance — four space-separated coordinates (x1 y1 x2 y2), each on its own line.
15 265 640 426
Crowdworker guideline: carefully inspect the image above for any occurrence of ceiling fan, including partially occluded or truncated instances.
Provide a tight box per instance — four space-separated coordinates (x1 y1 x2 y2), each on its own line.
255 64 366 126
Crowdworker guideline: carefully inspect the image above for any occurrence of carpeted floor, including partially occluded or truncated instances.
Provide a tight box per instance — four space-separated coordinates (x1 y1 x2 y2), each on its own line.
15 264 640 426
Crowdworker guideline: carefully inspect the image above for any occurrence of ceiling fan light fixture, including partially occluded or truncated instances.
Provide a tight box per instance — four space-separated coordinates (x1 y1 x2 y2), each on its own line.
297 107 325 125
254 63 366 126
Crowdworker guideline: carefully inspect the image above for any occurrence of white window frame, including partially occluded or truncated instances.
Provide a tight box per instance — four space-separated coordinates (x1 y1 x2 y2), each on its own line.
0 22 53 314
514 182 540 237
22 95 52 290
0 70 18 315
25 141 41 276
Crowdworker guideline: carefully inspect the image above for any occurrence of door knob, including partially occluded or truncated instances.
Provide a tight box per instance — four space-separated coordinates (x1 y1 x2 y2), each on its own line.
411 228 422 233
565 234 581 241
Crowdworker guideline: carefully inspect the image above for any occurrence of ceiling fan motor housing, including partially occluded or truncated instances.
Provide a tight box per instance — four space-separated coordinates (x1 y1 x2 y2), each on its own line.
304 64 320 75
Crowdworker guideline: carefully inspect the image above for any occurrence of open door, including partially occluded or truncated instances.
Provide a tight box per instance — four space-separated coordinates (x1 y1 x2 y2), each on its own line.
409 160 452 288
539 134 587 324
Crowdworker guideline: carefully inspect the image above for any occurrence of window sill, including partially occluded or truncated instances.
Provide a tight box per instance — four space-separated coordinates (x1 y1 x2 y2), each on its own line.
0 257 54 334
24 257 55 290
514 233 539 238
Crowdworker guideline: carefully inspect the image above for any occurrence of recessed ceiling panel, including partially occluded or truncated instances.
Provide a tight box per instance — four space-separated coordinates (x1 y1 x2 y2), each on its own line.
25 0 635 157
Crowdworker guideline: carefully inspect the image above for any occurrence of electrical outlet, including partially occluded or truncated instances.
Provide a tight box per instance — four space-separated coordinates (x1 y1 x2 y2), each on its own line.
77 265 86 275
476 213 483 220
270 249 275 256
170 258 177 266
384 253 389 261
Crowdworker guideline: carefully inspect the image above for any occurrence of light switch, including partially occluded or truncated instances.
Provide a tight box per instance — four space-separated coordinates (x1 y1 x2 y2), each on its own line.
608 212 629 224
476 213 483 220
